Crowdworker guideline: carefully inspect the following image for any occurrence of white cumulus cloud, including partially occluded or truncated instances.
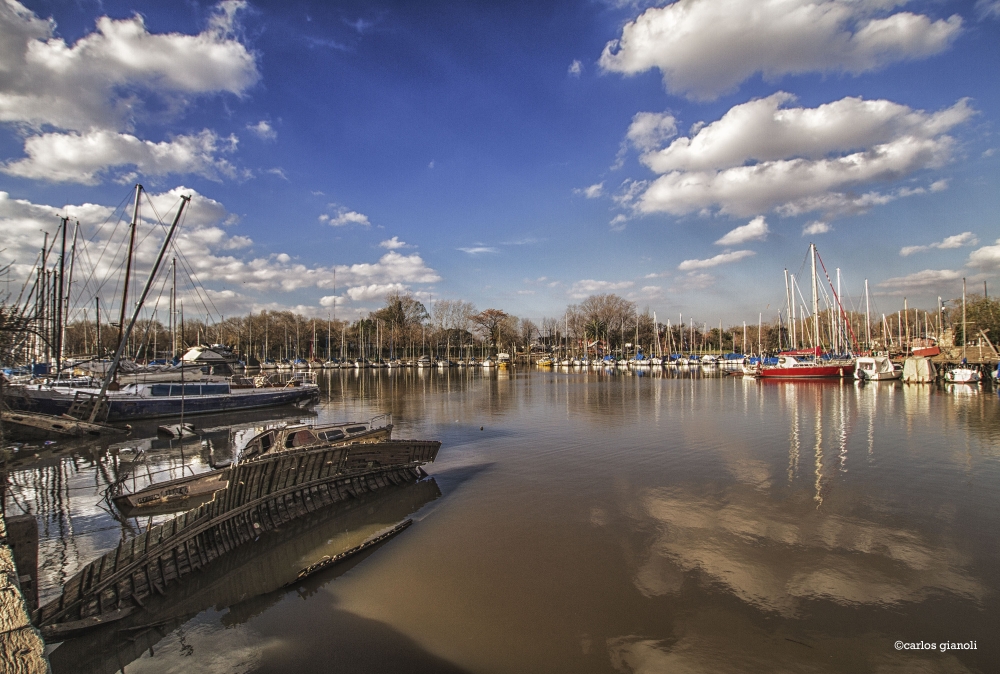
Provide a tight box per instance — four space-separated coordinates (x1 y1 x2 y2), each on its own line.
626 111 677 151
379 236 410 250
346 283 410 301
967 239 1000 270
600 0 962 100
247 120 276 141
2 128 240 184
0 0 258 184
678 250 755 270
622 94 973 218
715 216 769 246
0 187 440 316
319 207 371 227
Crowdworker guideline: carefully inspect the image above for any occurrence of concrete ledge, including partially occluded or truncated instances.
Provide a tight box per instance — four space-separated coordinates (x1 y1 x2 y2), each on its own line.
0 517 48 674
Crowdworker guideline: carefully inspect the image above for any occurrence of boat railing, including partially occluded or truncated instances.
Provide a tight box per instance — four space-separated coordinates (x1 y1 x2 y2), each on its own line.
368 413 392 430
289 370 318 385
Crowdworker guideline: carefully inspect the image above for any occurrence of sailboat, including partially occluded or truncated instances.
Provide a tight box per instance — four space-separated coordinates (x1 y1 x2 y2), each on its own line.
945 278 981 385
7 188 320 422
757 244 856 380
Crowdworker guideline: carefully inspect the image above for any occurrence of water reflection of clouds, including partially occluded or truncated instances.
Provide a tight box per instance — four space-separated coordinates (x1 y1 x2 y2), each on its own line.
607 612 979 674
630 484 984 615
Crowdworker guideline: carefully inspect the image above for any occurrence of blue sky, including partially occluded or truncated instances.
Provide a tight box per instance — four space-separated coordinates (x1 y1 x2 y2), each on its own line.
1 0 998 326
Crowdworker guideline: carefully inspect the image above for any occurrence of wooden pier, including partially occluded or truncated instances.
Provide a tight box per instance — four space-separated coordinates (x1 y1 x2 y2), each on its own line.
33 438 440 638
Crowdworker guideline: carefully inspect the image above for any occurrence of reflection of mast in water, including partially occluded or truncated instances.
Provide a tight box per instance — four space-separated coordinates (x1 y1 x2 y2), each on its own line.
867 382 876 458
787 385 800 482
813 398 824 507
837 383 848 473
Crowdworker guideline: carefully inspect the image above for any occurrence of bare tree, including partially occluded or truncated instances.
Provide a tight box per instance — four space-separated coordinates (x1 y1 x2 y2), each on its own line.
471 308 510 348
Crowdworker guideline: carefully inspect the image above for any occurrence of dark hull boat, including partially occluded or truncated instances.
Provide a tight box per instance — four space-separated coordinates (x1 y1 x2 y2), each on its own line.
5 377 319 422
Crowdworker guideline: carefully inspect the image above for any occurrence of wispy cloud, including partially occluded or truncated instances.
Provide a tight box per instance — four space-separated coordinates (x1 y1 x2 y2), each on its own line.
802 221 831 236
247 120 277 141
900 232 977 256
678 250 754 270
574 182 604 198
715 216 768 246
877 269 962 291
569 279 634 299
669 271 714 292
568 59 583 77
458 246 499 255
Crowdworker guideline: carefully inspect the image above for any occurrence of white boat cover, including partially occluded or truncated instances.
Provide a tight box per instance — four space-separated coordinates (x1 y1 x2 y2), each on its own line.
902 357 936 383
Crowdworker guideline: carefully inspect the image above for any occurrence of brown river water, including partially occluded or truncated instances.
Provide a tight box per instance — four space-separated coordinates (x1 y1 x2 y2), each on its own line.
6 366 1000 673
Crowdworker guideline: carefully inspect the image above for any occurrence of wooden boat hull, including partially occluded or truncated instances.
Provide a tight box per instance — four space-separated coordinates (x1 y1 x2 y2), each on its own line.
0 410 128 437
114 426 394 515
34 438 441 633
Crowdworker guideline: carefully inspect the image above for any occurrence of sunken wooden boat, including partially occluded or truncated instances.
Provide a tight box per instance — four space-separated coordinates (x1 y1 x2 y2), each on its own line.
34 428 440 638
0 409 129 438
110 417 394 515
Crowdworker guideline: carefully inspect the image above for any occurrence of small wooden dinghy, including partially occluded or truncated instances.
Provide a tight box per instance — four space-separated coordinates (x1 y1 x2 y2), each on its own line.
156 422 198 438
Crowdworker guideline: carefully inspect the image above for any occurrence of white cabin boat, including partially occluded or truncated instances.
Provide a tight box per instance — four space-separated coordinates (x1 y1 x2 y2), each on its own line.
855 356 901 381
944 367 980 384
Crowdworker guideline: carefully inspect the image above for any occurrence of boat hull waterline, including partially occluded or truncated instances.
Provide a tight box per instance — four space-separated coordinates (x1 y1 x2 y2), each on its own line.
7 382 319 421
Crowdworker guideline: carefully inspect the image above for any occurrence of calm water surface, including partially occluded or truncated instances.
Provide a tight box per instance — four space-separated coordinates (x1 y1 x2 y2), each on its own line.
8 367 1000 673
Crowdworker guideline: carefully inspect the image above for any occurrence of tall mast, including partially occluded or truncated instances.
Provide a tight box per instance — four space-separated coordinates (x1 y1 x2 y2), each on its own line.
810 243 820 349
790 275 797 348
904 297 909 353
864 279 871 349
783 268 791 350
962 277 967 362
63 220 80 365
116 184 143 362
170 258 177 358
836 268 841 352
56 217 68 372
39 233 48 363
90 194 189 421
95 297 101 356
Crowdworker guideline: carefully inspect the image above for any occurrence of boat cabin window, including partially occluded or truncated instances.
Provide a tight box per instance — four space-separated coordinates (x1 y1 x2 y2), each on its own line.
285 430 318 448
346 425 368 434
259 432 273 451
319 429 345 441
150 383 231 397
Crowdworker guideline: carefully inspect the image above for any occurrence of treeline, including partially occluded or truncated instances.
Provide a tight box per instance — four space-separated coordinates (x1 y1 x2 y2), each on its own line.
5 291 998 366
